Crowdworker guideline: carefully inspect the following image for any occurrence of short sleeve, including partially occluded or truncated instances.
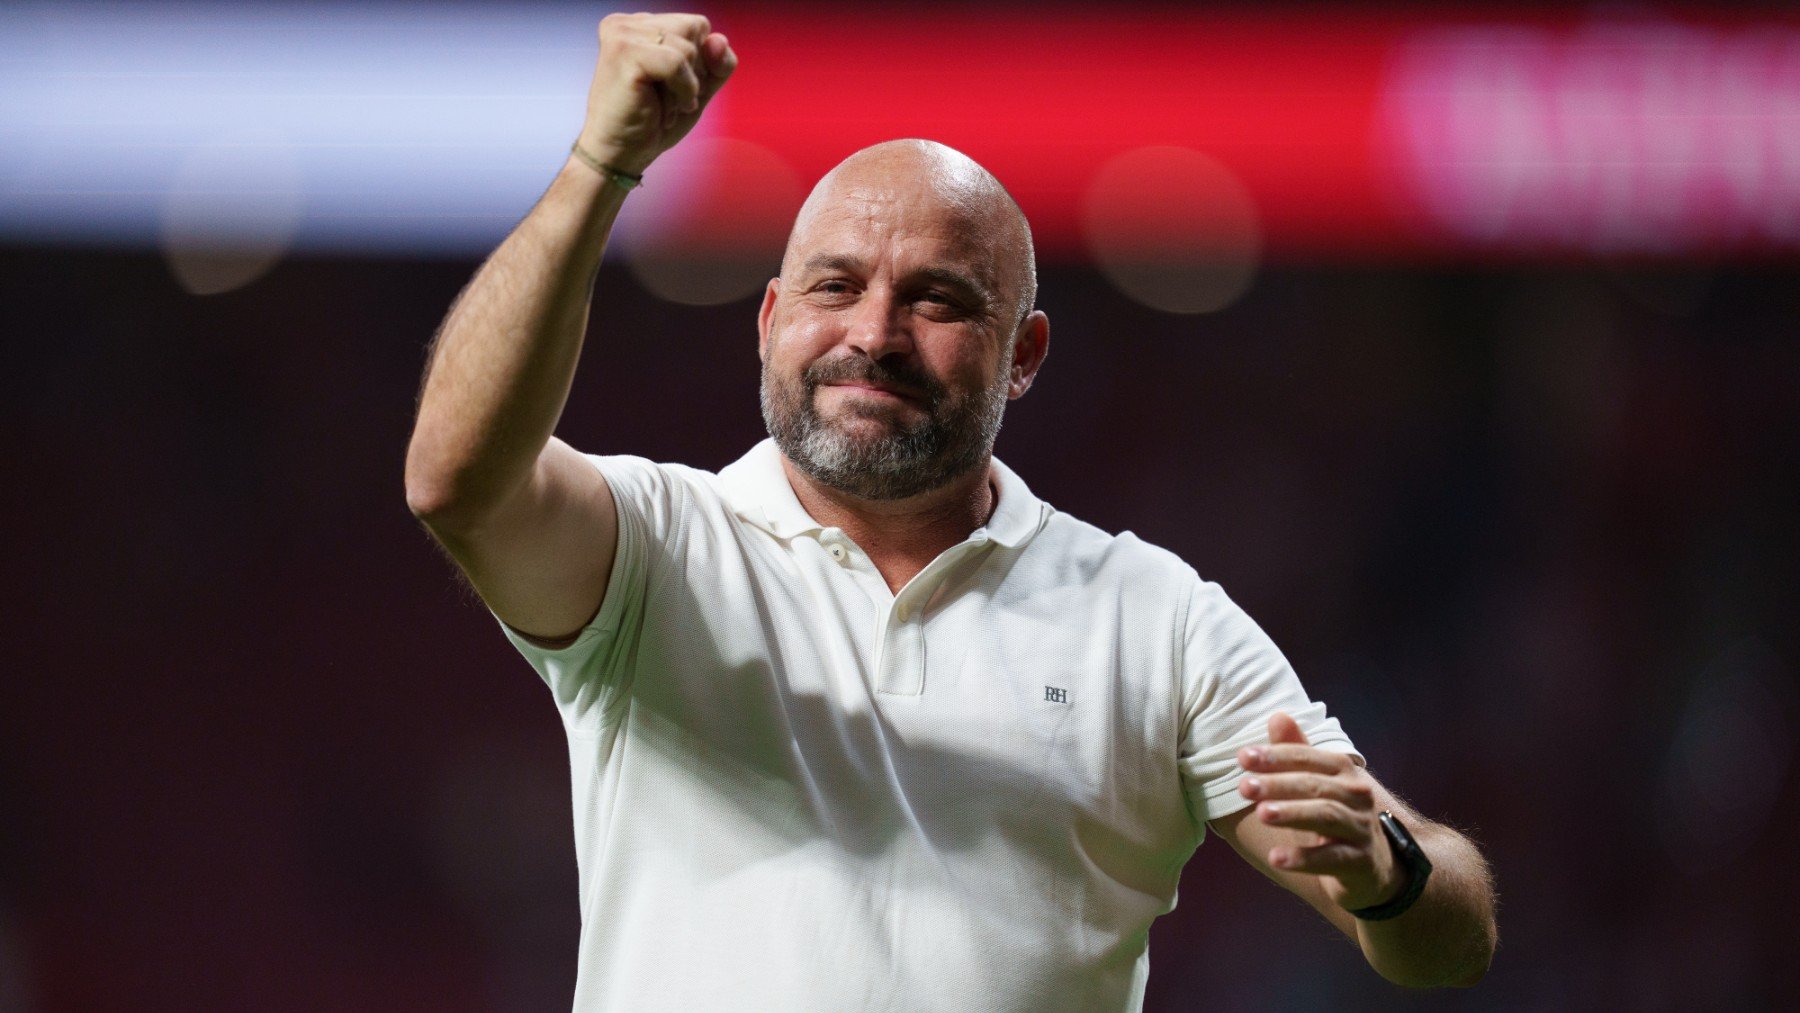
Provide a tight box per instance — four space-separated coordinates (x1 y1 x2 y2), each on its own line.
1177 578 1360 822
492 453 685 732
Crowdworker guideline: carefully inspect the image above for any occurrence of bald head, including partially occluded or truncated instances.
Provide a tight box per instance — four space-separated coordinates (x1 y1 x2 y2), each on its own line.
782 139 1037 330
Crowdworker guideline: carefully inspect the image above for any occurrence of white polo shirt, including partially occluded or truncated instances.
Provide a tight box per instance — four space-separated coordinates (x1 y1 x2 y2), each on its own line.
497 439 1358 1012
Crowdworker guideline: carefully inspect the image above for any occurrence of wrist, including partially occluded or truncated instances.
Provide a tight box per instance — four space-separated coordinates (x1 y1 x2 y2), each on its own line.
1349 811 1433 921
574 130 652 177
569 141 644 192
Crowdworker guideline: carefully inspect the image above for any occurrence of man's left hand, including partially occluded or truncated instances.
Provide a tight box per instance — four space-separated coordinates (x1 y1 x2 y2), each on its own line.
1236 712 1403 912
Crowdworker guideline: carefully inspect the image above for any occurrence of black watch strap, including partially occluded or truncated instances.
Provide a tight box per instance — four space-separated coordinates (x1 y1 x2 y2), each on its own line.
1349 811 1433 921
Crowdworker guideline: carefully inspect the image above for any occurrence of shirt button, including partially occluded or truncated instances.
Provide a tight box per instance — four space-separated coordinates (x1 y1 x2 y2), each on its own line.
895 604 911 622
827 544 848 562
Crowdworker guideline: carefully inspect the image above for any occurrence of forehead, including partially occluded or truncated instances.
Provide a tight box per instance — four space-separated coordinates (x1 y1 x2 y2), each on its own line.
785 171 1002 284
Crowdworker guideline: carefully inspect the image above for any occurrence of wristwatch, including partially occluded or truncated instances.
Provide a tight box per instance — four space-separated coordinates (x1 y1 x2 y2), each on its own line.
1349 811 1433 921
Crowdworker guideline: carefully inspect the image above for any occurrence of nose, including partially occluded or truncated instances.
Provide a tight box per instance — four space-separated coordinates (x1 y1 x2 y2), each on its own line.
842 286 915 361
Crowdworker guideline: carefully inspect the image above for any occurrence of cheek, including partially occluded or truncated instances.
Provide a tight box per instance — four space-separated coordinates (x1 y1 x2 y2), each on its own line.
930 343 1002 396
767 313 832 367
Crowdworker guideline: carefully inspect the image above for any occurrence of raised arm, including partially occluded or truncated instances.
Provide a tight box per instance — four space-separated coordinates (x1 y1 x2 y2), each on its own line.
404 13 736 644
1208 713 1498 989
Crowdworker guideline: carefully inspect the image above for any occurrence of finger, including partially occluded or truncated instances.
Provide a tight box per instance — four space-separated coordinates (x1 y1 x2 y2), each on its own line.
1267 711 1310 747
647 30 700 64
1269 841 1367 875
620 31 691 82
637 12 712 48
698 34 737 101
629 45 700 122
605 13 705 67
677 36 707 114
639 39 703 112
660 56 702 118
1240 771 1374 809
1256 800 1372 843
1238 743 1355 775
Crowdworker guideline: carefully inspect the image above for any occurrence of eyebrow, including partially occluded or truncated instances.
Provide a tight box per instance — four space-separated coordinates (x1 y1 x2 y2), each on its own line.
915 266 991 303
801 253 869 278
800 254 994 305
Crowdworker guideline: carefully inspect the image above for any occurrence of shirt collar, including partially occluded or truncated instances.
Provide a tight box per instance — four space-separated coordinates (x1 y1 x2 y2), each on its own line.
718 438 1048 548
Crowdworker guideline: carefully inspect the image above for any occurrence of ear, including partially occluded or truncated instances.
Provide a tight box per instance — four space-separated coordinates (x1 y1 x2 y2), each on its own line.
757 277 781 362
1006 310 1050 400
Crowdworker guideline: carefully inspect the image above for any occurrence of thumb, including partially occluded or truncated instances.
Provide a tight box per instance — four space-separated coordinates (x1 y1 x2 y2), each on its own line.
698 33 737 100
1267 711 1310 746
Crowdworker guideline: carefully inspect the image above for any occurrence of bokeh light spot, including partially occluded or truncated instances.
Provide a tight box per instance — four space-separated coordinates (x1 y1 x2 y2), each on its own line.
1657 639 1795 875
1082 146 1262 315
159 130 303 296
623 138 804 307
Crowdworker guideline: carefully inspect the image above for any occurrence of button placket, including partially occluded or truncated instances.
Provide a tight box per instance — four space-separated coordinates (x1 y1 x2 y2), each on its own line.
875 608 925 695
872 532 998 696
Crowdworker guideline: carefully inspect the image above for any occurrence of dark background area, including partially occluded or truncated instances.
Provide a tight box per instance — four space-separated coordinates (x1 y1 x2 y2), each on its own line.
3 241 1796 1009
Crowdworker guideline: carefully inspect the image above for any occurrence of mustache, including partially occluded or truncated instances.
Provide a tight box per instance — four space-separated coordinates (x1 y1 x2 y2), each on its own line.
803 355 944 401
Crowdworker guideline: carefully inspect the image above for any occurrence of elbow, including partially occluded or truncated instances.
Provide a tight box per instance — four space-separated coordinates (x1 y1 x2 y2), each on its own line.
1367 914 1497 990
404 445 483 530
403 441 452 520
1445 921 1498 988
1377 959 1489 991
1402 925 1498 990
1441 953 1494 989
405 470 493 533
404 445 522 534
405 474 456 524
1448 966 1490 989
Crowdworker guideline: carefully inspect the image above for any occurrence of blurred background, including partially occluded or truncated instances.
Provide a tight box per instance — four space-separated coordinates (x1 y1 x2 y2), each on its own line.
3 1 1797 1009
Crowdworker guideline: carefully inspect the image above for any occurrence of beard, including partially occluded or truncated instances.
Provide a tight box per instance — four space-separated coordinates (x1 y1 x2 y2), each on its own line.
761 343 1010 501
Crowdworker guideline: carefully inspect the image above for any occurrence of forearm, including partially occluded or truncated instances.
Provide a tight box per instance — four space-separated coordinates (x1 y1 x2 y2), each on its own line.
1354 823 1497 988
404 157 625 522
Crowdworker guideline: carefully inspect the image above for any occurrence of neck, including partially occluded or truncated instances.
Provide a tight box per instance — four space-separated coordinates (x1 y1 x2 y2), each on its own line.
781 454 997 594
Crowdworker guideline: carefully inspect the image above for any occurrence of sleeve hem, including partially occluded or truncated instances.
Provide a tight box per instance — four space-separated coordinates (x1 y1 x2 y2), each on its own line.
492 453 641 664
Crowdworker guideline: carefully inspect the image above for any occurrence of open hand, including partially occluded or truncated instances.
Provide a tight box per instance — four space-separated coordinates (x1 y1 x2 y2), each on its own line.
1237 712 1402 912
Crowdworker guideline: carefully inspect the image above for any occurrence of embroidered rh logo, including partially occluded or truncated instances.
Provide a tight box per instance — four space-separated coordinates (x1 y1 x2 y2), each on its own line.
1044 686 1068 704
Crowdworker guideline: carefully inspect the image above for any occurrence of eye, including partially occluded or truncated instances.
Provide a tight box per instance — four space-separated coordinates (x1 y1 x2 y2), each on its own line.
912 290 972 319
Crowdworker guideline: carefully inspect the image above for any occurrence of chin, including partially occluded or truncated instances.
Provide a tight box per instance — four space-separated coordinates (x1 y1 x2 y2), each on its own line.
819 397 909 431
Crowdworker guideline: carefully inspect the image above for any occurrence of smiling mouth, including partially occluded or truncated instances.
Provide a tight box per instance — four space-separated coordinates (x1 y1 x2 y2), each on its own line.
824 382 914 402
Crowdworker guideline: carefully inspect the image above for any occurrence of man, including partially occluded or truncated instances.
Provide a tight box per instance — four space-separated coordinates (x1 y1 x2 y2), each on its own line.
405 12 1497 1010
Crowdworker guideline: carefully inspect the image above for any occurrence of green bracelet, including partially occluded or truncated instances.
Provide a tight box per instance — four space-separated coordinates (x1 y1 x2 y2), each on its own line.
569 142 643 191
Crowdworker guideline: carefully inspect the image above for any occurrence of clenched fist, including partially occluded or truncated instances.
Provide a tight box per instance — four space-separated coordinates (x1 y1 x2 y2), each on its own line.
575 12 737 177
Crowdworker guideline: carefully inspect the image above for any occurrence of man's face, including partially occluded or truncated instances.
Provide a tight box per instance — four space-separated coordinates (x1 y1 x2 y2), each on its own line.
758 167 1024 501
